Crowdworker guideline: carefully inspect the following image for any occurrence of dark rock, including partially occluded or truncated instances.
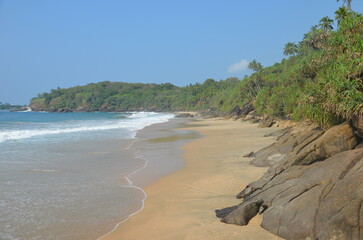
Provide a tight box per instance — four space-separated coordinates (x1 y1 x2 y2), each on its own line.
243 151 254 157
221 200 264 226
251 118 261 124
243 110 258 121
288 122 357 166
220 122 363 240
229 106 242 117
175 113 194 118
259 116 276 128
352 115 363 138
228 103 255 119
251 122 324 167
224 149 363 239
215 205 238 219
201 107 222 118
263 128 287 138
240 102 254 116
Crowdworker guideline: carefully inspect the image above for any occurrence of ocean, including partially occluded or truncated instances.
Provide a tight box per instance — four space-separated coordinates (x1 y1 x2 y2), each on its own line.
0 111 188 240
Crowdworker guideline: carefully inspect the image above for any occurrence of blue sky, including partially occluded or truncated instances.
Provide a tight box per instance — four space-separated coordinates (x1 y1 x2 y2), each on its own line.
1 0 362 104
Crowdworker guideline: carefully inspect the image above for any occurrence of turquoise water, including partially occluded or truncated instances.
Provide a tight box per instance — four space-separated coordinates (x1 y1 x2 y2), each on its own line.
0 111 171 143
0 111 174 240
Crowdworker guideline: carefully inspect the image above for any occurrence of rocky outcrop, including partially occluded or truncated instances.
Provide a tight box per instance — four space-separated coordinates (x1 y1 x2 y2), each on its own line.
352 115 363 138
227 103 255 120
175 113 195 118
217 122 362 240
251 122 324 167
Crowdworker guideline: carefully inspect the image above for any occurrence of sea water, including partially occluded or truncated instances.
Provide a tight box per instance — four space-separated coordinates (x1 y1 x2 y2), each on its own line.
0 111 174 240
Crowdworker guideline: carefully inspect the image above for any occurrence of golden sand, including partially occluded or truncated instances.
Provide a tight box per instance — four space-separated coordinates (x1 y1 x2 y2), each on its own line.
101 118 282 240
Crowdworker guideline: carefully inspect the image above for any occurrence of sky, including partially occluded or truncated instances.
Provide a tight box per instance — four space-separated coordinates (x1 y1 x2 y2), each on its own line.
0 0 362 104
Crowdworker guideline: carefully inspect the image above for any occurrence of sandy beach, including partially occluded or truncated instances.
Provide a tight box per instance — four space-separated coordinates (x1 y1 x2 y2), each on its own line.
102 118 282 240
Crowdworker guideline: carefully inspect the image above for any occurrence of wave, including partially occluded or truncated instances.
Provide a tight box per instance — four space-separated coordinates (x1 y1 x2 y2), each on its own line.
0 112 174 143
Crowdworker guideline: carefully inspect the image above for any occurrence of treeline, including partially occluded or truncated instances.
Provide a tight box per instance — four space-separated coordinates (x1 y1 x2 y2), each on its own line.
30 78 240 112
0 102 25 110
30 5 362 127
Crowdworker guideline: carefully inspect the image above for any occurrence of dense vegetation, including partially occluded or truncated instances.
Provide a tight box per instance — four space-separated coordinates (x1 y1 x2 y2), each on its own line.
30 78 239 112
0 102 25 110
30 4 362 127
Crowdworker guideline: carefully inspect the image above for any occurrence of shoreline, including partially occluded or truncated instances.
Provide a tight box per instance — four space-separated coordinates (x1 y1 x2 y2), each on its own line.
97 118 199 240
101 118 282 240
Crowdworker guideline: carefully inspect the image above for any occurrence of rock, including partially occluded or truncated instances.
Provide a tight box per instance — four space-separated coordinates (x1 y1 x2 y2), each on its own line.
175 113 194 118
229 106 242 118
251 118 261 124
244 110 258 121
221 200 264 226
352 115 363 138
240 102 254 116
258 116 276 128
288 122 357 166
220 122 363 240
251 122 324 167
228 103 255 119
215 205 238 219
263 128 286 137
223 149 363 239
201 107 221 118
243 151 254 157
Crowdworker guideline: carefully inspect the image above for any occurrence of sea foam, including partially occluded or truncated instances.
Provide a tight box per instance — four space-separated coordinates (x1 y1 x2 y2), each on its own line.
0 112 174 143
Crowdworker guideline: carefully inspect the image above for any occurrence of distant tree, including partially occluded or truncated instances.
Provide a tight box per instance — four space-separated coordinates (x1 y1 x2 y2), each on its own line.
335 7 349 25
319 16 334 31
283 42 299 56
337 0 352 10
248 60 263 72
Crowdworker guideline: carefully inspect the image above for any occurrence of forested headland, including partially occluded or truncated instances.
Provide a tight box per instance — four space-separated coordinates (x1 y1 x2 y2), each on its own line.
30 6 362 127
0 102 25 110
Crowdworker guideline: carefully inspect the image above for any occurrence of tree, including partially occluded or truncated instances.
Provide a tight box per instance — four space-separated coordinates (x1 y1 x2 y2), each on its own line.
335 7 349 25
283 42 298 56
319 16 334 31
337 0 352 10
248 60 263 72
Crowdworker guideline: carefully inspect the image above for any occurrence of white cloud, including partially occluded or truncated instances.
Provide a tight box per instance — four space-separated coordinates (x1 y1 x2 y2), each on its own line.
227 59 249 73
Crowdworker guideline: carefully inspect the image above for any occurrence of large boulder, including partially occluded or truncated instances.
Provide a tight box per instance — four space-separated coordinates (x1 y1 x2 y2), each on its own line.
352 115 363 138
175 113 194 118
219 122 362 240
288 122 357 166
221 200 264 226
251 122 323 167
221 149 363 240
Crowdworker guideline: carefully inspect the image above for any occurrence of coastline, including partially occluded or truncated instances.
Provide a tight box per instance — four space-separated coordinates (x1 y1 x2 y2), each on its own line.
101 118 282 240
97 118 199 240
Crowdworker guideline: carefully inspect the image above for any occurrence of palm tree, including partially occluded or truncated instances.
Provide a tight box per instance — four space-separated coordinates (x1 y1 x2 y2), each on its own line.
283 42 299 56
335 7 349 25
248 60 263 72
336 0 352 10
319 16 334 31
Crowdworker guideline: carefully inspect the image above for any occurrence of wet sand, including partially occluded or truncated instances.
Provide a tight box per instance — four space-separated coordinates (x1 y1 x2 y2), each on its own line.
102 118 282 240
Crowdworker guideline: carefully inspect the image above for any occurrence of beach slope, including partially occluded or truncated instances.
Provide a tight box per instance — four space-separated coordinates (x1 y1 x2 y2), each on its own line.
102 118 282 240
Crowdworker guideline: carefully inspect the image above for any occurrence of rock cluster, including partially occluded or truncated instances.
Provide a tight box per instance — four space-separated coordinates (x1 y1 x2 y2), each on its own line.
217 121 363 240
175 113 195 118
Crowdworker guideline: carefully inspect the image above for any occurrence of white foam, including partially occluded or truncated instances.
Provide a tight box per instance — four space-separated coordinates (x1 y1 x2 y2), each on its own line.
129 112 158 118
0 112 174 143
97 149 148 240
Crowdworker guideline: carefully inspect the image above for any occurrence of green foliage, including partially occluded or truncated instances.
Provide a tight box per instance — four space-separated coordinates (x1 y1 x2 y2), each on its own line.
0 102 25 110
248 60 263 72
283 42 298 56
30 79 240 112
30 7 362 129
319 16 334 31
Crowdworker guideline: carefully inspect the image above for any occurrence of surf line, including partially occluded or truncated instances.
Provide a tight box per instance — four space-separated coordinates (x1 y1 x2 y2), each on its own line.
97 146 148 240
